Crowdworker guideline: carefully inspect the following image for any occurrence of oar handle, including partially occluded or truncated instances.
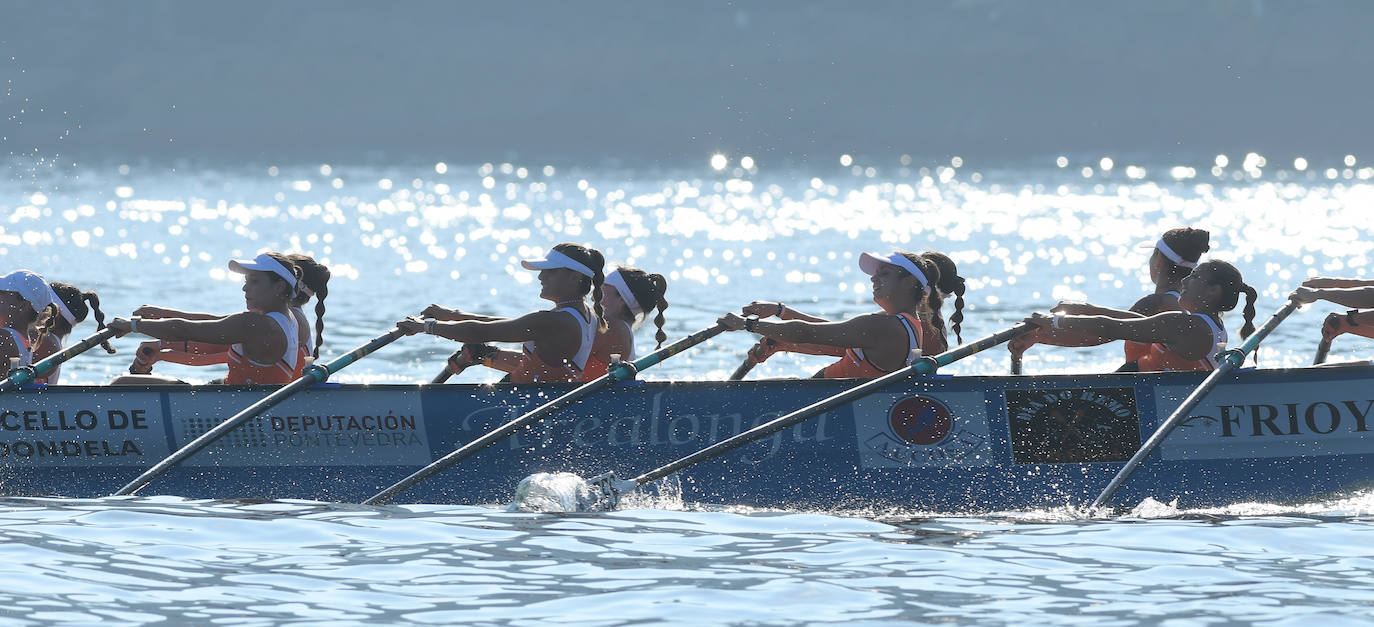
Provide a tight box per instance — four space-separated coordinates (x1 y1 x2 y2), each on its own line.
115 327 407 496
1091 299 1301 509
1314 337 1332 365
365 324 728 505
728 359 757 381
0 327 119 393
625 321 1034 489
1010 352 1023 375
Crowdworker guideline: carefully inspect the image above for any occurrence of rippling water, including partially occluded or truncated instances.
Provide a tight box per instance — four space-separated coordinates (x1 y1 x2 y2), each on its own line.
3 154 1374 624
2 496 1373 625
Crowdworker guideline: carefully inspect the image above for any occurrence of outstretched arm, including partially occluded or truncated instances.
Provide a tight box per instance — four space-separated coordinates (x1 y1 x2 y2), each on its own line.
1292 286 1374 310
1025 310 1213 360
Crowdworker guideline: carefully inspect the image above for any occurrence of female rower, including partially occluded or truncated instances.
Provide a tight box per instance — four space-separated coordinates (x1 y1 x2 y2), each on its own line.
581 266 669 380
109 253 307 384
31 281 116 384
1010 227 1210 364
718 251 942 378
734 250 965 371
1023 259 1257 372
126 253 328 374
0 270 59 376
402 243 606 383
1290 277 1374 343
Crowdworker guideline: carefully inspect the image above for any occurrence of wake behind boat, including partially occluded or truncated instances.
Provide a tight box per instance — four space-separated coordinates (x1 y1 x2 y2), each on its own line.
2 364 1371 511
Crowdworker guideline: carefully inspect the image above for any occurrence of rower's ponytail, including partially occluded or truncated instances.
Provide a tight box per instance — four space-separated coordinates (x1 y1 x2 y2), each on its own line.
648 273 668 349
1239 283 1257 339
288 254 330 359
923 251 966 344
83 290 116 354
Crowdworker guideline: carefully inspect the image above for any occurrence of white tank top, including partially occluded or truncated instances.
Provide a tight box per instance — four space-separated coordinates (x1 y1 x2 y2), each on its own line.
230 311 299 369
4 328 32 367
1195 313 1228 368
523 306 597 371
619 318 637 361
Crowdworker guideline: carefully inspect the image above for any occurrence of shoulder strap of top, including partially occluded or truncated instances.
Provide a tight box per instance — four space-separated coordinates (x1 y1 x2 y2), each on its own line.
4 328 32 366
1192 312 1227 367
894 312 923 366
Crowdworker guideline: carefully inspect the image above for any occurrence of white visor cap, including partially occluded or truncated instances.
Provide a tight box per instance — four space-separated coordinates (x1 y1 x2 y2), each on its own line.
0 270 56 314
228 253 298 288
604 268 643 316
858 252 930 295
1138 238 1198 269
520 249 595 278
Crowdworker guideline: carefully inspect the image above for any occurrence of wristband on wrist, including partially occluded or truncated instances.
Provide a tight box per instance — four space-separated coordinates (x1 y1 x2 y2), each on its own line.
1052 314 1064 330
130 317 141 334
776 302 785 317
1348 310 1361 327
745 317 758 333
423 318 438 334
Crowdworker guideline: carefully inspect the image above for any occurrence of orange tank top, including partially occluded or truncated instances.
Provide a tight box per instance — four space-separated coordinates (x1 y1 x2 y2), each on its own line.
819 312 923 379
1135 313 1227 372
225 312 302 384
581 319 635 381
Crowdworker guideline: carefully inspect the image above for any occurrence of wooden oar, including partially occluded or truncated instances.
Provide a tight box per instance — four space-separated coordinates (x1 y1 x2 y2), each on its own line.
585 322 1035 510
365 323 728 505
1090 298 1301 509
0 328 119 393
114 327 408 496
1313 337 1332 365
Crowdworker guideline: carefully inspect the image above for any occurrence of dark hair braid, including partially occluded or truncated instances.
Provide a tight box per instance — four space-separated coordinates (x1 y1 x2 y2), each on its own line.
288 253 330 358
83 290 116 354
617 267 671 349
31 303 59 351
922 251 967 344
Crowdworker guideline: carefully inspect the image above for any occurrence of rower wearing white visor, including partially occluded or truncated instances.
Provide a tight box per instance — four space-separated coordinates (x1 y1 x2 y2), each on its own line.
718 251 943 379
0 270 60 376
109 252 306 385
1010 227 1210 371
401 242 607 383
124 253 328 376
31 281 117 384
582 266 669 380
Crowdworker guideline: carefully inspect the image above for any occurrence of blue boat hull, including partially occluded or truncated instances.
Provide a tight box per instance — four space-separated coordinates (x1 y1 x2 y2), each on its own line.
2 365 1372 511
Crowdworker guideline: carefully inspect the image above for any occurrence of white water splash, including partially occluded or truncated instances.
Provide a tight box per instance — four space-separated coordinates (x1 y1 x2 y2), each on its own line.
509 472 594 513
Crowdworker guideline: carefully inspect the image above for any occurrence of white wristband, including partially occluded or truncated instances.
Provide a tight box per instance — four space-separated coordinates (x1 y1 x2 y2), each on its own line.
423 318 438 334
1052 314 1064 330
130 317 141 334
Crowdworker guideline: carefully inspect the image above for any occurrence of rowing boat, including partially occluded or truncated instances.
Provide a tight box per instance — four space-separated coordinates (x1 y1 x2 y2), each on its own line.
2 364 1372 510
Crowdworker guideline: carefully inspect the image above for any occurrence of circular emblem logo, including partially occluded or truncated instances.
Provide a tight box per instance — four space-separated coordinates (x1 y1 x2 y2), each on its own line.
888 396 952 446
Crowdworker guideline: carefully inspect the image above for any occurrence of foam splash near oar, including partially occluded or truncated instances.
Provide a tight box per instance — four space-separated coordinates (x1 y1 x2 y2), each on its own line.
508 473 595 512
114 326 407 496
0 327 119 394
576 322 1035 512
365 323 728 505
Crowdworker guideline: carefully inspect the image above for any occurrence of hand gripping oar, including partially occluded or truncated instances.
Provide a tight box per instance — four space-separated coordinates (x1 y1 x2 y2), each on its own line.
1090 298 1301 509
0 328 119 394
586 322 1035 510
729 337 776 381
365 323 728 505
1313 337 1332 365
114 327 408 496
431 344 498 384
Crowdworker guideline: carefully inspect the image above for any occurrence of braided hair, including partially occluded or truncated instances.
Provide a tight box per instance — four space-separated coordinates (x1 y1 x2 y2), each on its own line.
49 282 116 353
287 254 330 358
615 267 670 349
921 251 967 344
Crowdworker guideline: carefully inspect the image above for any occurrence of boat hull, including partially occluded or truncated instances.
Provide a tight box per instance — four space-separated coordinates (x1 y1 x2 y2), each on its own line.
2 365 1372 511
